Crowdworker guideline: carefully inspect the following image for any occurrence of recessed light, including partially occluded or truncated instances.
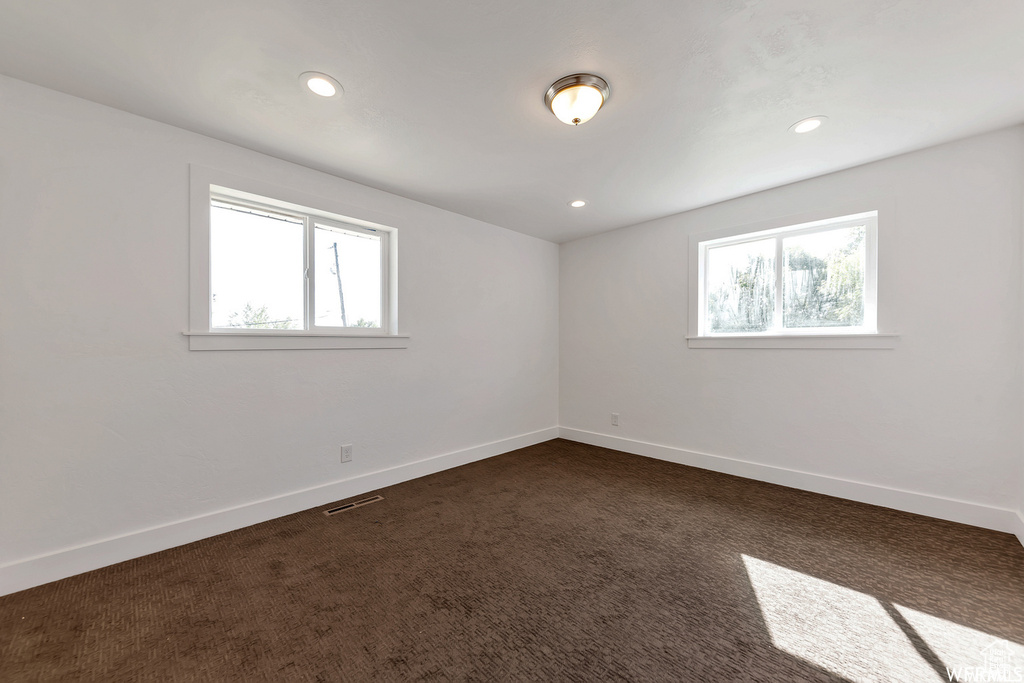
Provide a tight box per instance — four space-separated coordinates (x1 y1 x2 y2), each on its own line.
790 116 827 133
569 200 587 208
300 72 343 99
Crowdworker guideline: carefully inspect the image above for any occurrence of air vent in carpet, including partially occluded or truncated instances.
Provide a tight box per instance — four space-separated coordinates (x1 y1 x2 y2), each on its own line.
323 495 384 516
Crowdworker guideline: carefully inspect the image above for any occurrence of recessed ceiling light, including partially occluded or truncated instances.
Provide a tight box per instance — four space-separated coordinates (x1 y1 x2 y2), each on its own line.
300 72 343 99
790 116 827 133
569 200 587 208
545 74 610 126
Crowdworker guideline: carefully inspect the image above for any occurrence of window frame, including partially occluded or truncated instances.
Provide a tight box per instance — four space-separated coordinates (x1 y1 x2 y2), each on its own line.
688 205 898 350
187 165 406 351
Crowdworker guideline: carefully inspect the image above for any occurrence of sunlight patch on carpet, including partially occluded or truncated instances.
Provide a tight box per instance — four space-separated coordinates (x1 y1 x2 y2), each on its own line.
742 555 1023 682
895 604 1024 682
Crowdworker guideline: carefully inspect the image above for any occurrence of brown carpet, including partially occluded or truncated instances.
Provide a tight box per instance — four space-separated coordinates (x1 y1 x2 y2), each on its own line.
2 439 1022 681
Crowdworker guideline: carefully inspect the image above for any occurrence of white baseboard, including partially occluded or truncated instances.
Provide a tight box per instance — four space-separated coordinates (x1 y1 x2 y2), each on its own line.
559 427 1023 539
0 427 559 596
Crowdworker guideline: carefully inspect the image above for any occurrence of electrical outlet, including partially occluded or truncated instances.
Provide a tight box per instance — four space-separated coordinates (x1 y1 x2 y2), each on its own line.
611 413 619 427
341 444 353 463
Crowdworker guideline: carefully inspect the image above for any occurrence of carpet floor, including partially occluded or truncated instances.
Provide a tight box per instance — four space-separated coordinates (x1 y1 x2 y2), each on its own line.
2 439 1022 681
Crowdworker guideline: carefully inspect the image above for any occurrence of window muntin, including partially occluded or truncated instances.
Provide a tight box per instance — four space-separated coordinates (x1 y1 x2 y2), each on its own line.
698 212 877 336
209 193 390 334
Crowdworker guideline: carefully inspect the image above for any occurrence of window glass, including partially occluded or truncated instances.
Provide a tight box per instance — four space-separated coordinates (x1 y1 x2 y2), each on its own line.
210 202 304 330
783 226 866 329
314 226 382 328
706 238 776 333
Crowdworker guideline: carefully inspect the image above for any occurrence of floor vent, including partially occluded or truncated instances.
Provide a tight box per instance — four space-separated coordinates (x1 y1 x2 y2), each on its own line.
323 495 384 516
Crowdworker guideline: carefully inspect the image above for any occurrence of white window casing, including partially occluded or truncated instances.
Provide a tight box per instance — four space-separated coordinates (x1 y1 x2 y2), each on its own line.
186 165 407 351
687 204 898 350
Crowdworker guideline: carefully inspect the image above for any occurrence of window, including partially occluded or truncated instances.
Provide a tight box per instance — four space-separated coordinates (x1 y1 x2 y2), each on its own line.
188 165 405 350
210 197 386 332
689 210 896 349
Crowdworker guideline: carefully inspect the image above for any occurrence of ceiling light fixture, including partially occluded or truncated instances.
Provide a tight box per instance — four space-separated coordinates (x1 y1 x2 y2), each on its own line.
790 116 827 133
300 71 343 99
569 200 587 208
545 73 610 126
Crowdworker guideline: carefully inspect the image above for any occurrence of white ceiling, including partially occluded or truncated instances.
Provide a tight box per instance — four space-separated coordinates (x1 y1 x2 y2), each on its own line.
2 0 1023 243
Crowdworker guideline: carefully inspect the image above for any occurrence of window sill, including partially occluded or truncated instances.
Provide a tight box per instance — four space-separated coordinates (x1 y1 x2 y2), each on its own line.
686 333 899 349
184 331 410 351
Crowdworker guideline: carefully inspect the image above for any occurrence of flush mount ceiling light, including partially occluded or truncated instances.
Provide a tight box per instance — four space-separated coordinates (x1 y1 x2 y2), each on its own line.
790 115 827 133
569 200 587 208
300 71 343 99
545 73 610 126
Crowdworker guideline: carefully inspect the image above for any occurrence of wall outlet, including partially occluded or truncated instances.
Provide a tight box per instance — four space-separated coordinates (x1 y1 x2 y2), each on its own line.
341 444 353 463
611 413 619 427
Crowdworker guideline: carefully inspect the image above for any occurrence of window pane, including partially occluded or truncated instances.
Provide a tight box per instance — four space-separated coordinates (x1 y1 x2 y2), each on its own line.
314 226 382 328
783 226 865 329
706 238 776 333
210 202 304 330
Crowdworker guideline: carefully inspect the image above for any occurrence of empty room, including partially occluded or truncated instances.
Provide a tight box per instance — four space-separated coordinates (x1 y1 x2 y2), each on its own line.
1 1 1023 680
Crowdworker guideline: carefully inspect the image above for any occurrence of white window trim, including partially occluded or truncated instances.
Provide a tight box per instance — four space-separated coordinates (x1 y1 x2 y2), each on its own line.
687 202 898 350
186 164 407 351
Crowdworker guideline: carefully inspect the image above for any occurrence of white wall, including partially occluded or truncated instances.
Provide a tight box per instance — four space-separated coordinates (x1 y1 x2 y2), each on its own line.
561 126 1024 529
0 75 559 592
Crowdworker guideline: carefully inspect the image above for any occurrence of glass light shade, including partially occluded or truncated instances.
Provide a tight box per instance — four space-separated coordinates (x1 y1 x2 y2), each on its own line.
550 84 605 125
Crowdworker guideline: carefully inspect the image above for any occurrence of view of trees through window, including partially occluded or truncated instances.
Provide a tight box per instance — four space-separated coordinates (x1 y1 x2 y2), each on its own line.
784 226 865 328
706 238 775 333
705 224 866 334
